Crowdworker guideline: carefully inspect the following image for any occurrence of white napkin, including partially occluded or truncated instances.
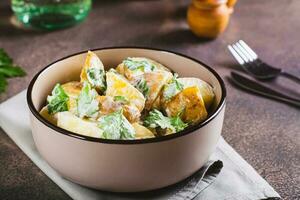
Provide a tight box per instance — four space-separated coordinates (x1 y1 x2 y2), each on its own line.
0 90 280 200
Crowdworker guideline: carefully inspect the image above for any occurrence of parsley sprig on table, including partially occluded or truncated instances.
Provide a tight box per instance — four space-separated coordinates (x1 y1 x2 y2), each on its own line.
0 49 26 93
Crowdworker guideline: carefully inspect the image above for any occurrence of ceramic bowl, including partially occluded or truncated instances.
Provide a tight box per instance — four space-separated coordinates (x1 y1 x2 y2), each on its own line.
27 47 226 192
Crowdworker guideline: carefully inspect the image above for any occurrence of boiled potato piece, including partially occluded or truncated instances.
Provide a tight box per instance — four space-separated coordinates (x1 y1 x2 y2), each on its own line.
106 71 145 112
57 112 103 138
116 57 170 81
164 86 207 124
143 71 173 110
39 106 57 125
61 81 82 114
97 96 140 123
151 91 163 110
178 77 215 109
80 51 105 92
61 81 82 98
123 105 141 123
132 123 155 139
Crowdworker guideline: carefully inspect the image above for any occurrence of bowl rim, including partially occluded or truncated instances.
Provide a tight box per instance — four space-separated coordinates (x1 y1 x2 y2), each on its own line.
27 46 226 145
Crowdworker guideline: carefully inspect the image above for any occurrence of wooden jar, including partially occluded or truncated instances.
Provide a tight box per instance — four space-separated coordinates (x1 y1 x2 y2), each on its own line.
187 0 237 38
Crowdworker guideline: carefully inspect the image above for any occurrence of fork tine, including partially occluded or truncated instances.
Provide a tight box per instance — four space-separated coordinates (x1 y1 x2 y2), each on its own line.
238 40 258 60
237 41 256 61
228 45 245 65
232 44 250 63
234 42 254 62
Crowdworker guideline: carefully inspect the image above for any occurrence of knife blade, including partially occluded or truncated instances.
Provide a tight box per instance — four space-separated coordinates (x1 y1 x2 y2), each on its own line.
230 71 300 108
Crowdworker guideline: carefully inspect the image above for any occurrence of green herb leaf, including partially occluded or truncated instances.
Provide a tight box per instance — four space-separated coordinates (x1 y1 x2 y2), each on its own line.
113 95 129 104
87 67 106 92
144 109 188 133
170 115 188 132
77 81 99 118
144 109 172 130
135 78 150 97
47 84 69 114
0 49 26 94
163 74 184 100
0 65 26 78
98 110 135 139
0 75 8 93
123 58 155 72
0 49 13 66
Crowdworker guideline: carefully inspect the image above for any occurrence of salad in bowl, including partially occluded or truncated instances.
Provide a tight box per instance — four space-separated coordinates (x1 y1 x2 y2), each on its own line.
40 51 215 140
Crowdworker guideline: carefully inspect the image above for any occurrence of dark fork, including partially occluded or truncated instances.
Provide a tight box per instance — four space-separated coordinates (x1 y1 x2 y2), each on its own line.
228 40 300 84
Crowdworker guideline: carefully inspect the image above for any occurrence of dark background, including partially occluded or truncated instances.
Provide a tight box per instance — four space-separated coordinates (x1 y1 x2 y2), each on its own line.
0 0 299 199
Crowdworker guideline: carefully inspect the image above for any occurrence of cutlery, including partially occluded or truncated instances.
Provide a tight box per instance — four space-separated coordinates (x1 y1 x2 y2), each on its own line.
228 40 300 84
230 71 300 108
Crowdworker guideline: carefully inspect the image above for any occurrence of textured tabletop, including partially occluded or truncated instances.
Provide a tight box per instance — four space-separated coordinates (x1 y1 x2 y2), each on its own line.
0 0 299 199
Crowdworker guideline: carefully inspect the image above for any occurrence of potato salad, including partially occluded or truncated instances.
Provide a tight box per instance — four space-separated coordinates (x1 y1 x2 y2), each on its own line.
40 51 215 140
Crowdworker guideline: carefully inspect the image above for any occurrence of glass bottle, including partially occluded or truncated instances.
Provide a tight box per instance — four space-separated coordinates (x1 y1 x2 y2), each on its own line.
11 0 92 30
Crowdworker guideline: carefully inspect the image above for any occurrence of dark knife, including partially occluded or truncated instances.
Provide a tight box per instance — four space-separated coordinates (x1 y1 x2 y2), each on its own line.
230 71 300 108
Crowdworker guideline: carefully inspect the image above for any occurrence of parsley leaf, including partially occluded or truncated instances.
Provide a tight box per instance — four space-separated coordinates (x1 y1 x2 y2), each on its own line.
0 75 8 93
77 81 99 118
123 58 155 72
113 96 129 104
163 74 184 100
47 84 69 114
144 109 172 129
98 110 135 139
0 49 26 94
87 67 106 92
143 109 188 133
170 115 188 132
0 49 13 66
0 65 26 78
135 78 150 97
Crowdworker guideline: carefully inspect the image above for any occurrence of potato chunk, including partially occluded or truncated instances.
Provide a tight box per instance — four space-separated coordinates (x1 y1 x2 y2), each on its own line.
80 51 106 93
178 77 215 109
164 86 207 124
57 112 103 138
106 71 145 112
61 81 82 114
97 96 140 123
116 57 170 81
39 106 57 125
132 123 155 139
142 71 173 110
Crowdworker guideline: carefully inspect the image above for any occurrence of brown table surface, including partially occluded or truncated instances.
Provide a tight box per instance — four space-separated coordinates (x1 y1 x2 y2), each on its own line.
0 0 299 199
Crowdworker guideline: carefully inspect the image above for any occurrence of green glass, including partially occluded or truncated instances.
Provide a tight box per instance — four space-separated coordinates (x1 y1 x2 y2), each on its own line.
11 0 92 30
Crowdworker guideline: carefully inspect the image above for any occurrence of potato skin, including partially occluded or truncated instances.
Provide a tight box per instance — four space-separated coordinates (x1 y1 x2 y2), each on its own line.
143 71 173 110
164 86 207 124
97 96 141 123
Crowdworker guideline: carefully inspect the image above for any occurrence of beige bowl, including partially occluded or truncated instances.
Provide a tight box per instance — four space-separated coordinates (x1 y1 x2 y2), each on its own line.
27 47 226 192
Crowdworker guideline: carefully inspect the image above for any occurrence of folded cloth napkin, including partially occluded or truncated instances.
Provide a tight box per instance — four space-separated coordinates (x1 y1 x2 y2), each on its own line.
0 91 281 200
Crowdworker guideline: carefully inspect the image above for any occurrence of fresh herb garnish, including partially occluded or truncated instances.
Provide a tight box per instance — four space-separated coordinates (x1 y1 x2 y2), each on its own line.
143 109 188 133
135 78 150 97
113 95 129 104
0 49 26 93
170 114 188 132
98 110 135 139
123 58 155 72
77 81 99 118
0 75 7 93
87 67 106 92
163 74 184 100
47 84 69 114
